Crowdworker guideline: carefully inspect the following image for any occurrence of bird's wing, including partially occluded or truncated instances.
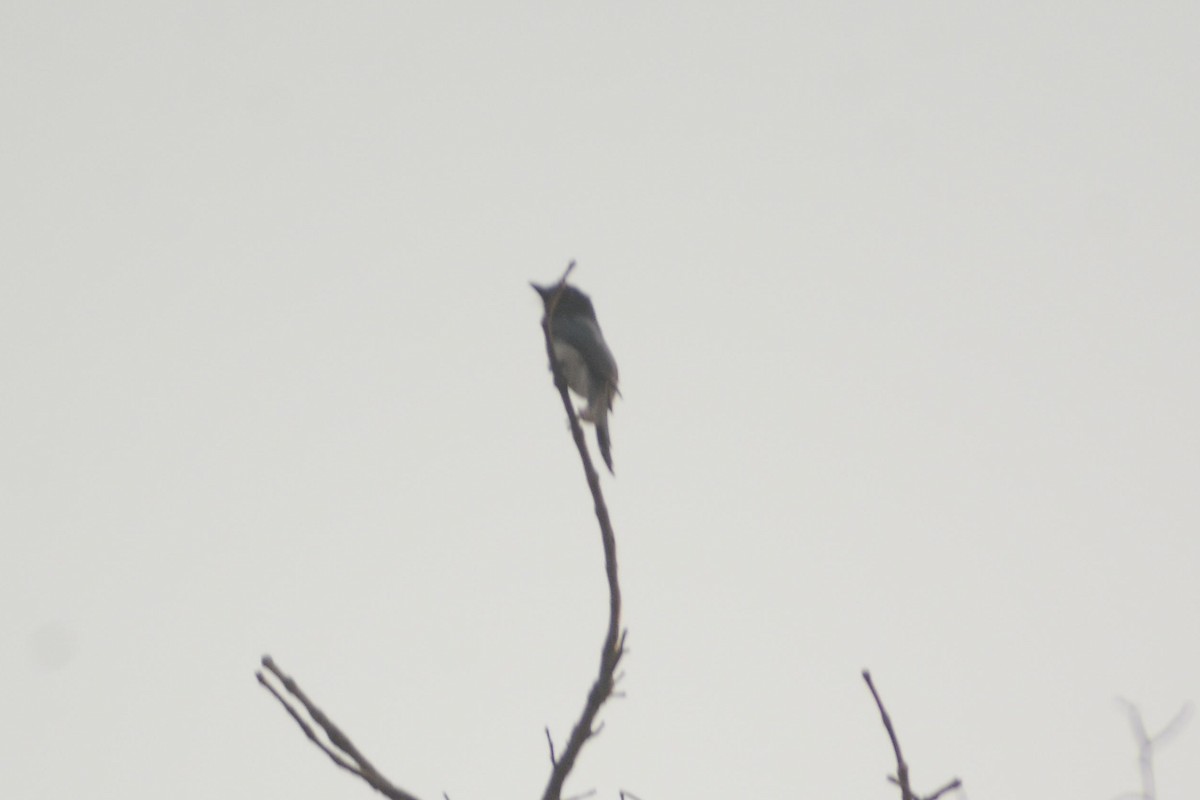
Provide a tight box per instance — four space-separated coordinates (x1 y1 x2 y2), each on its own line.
553 317 618 387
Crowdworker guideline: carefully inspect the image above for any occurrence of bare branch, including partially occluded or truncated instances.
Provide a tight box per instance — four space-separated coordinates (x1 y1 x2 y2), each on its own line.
258 263 627 800
863 670 915 800
545 727 558 767
925 778 963 800
887 776 963 800
538 261 628 800
1115 698 1193 800
863 670 962 800
258 656 422 800
256 671 361 775
1151 703 1193 747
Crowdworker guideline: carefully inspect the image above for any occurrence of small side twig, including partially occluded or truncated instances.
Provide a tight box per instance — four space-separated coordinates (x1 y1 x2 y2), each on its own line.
863 670 962 800
923 777 964 800
1115 698 1193 800
257 655 422 800
545 727 558 767
864 670 915 800
538 261 628 800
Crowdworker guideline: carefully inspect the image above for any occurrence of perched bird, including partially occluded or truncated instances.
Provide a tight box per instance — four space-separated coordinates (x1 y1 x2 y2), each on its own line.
532 281 620 473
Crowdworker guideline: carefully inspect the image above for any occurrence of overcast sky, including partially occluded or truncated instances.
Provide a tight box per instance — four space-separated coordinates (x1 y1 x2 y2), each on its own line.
3 3 1198 799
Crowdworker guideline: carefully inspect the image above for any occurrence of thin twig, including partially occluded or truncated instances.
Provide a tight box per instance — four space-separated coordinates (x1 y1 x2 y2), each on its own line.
925 778 963 800
564 790 598 800
538 261 627 800
863 670 914 800
863 670 961 800
256 671 360 775
1116 698 1193 800
258 656 422 800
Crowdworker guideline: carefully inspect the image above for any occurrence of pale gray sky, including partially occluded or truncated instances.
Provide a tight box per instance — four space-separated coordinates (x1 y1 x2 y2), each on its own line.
3 3 1198 799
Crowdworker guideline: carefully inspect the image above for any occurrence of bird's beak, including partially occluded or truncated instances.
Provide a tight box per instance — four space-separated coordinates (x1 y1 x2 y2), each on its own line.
530 282 550 299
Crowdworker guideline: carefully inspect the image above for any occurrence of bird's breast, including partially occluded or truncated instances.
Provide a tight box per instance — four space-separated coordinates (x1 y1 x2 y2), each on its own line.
551 340 592 399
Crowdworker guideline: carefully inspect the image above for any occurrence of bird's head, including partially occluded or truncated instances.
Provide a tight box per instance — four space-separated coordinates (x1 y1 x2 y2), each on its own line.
531 282 597 320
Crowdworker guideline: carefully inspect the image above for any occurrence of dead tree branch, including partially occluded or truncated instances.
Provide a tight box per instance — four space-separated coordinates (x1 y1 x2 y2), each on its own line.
1115 698 1193 800
538 261 628 800
256 262 626 800
863 670 962 800
256 655 422 800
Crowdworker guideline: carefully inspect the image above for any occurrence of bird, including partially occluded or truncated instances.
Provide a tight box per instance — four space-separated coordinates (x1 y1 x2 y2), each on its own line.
532 281 620 474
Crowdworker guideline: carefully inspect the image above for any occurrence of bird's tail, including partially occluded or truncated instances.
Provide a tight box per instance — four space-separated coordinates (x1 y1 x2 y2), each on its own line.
595 414 614 475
